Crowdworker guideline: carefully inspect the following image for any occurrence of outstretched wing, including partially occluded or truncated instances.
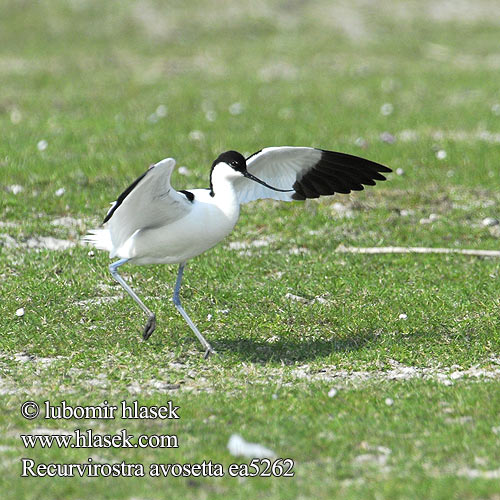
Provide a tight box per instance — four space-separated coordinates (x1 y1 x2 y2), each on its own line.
234 147 391 204
103 158 192 254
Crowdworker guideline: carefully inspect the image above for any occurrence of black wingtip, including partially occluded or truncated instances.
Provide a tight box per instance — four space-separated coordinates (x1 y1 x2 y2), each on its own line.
291 149 391 200
320 149 392 173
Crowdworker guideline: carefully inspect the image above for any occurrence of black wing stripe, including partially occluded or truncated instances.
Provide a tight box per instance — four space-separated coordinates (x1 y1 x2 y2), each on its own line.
315 164 378 186
292 150 391 200
294 176 321 198
319 161 387 182
306 169 361 194
321 150 391 172
308 168 359 194
102 169 150 224
312 168 365 192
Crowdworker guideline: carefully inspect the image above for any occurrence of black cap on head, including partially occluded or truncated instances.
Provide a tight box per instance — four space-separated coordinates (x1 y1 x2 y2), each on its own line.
213 150 246 172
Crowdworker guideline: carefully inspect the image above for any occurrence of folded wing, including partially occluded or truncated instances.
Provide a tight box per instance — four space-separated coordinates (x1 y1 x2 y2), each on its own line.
103 158 192 255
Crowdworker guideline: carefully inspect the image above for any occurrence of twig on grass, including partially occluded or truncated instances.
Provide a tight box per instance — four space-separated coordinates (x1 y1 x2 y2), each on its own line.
336 245 500 257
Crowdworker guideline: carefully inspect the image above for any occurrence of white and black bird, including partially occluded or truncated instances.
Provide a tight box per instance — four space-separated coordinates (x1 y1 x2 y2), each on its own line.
85 147 391 357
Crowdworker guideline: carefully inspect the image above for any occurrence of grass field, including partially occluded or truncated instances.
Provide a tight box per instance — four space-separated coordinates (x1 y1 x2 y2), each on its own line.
1 0 500 498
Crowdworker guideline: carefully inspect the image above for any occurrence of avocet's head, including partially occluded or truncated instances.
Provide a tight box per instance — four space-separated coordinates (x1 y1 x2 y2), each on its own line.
209 150 291 196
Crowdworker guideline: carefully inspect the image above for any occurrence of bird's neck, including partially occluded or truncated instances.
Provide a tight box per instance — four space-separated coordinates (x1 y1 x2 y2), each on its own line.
210 178 239 206
209 168 241 221
209 164 238 200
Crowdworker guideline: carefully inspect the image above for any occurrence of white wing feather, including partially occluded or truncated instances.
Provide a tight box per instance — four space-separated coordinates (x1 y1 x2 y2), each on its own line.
234 147 322 204
104 158 192 256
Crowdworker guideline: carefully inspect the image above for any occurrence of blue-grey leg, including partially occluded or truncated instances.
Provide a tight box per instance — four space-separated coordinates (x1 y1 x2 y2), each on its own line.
173 263 215 358
109 258 156 340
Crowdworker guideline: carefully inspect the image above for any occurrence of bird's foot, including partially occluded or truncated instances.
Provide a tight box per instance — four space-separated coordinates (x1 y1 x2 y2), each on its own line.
142 314 156 340
203 345 217 359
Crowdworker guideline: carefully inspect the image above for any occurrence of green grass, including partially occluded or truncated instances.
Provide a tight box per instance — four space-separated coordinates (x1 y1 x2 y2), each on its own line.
1 1 499 498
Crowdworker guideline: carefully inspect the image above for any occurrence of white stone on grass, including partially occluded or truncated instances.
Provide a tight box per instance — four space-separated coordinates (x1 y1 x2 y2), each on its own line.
354 137 367 148
7 185 24 195
10 108 22 124
205 110 217 122
328 388 338 398
380 103 394 116
229 102 244 115
188 130 205 141
482 217 499 227
37 140 48 151
15 307 25 317
380 132 396 144
177 166 191 176
155 104 167 117
227 434 276 459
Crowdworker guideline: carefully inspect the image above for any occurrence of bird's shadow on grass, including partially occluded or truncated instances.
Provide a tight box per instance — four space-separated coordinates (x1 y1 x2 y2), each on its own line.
214 331 377 363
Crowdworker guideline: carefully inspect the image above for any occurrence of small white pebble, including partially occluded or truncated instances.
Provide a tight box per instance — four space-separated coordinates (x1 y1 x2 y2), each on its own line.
396 167 404 176
491 103 500 116
177 166 191 176
420 214 439 224
227 434 276 459
385 398 394 406
16 307 25 317
482 217 499 227
87 250 95 257
188 130 204 141
400 209 413 216
436 149 447 160
380 103 394 116
229 102 244 115
380 132 396 144
399 129 418 141
10 108 22 124
155 104 167 117
55 187 65 197
37 139 48 151
285 292 309 304
328 388 338 398
8 184 24 195
398 313 408 320
354 137 368 148
205 110 217 122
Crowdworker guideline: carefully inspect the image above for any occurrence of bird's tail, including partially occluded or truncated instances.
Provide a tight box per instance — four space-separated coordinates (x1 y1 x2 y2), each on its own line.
82 228 113 253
